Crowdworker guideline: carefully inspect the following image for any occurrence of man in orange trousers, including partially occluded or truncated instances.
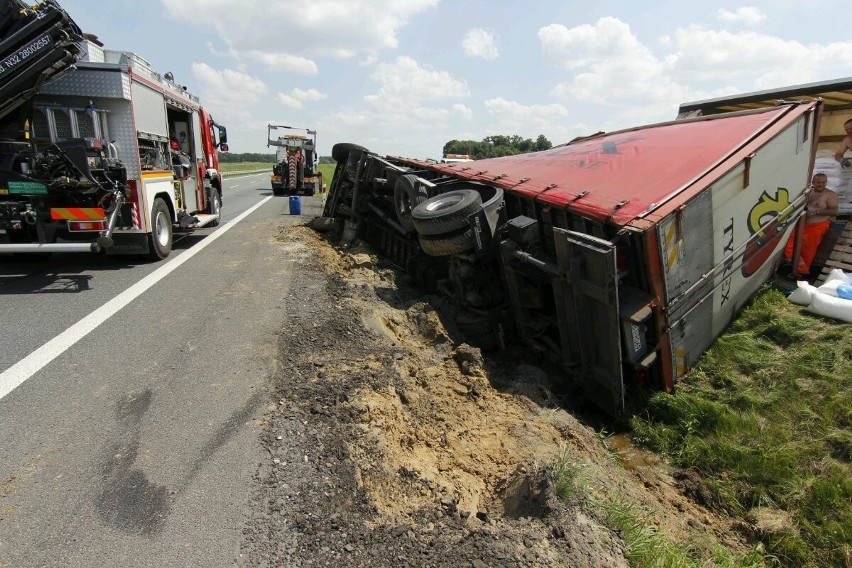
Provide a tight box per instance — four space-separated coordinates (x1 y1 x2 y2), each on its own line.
784 173 839 278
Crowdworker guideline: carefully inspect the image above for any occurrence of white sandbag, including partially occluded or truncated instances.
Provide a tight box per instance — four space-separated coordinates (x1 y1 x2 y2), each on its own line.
788 281 817 306
823 268 852 285
817 269 852 299
805 290 852 323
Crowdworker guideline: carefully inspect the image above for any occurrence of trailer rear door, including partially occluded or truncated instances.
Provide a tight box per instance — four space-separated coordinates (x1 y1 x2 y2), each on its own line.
554 228 624 415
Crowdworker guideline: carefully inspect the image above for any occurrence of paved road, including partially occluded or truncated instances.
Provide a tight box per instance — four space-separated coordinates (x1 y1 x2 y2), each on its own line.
0 173 324 567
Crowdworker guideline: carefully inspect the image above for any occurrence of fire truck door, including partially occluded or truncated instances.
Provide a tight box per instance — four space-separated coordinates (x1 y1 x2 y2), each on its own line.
553 228 625 416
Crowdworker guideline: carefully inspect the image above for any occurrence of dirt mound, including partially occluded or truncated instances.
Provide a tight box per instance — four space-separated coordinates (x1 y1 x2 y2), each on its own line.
241 224 752 566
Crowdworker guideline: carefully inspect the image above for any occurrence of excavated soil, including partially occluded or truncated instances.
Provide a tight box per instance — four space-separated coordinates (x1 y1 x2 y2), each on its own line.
239 217 754 567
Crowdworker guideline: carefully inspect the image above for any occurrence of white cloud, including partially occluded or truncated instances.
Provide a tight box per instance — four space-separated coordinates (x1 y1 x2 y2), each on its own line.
483 98 570 140
191 63 268 107
365 56 469 107
277 93 301 109
717 6 766 26
452 104 473 120
667 26 852 87
292 88 326 102
540 18 675 106
245 51 318 74
462 28 499 59
163 0 439 61
539 16 852 133
313 58 471 158
539 17 648 70
277 88 327 110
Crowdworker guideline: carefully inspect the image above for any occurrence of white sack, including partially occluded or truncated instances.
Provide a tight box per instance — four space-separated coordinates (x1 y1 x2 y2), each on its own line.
805 291 852 323
788 281 818 306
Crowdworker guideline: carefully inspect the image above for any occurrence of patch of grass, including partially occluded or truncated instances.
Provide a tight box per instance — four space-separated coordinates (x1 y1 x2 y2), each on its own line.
220 162 270 174
549 447 766 567
631 284 852 567
317 163 337 188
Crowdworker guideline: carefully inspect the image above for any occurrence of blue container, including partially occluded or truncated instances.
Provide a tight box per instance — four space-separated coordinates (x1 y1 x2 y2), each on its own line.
289 195 302 215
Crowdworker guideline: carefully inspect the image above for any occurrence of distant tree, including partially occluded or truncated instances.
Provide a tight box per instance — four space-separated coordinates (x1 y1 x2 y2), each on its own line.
535 134 552 151
443 134 552 160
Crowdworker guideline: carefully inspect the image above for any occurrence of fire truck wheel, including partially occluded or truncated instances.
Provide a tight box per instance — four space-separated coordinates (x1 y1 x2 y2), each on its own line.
394 174 429 232
207 186 221 227
148 198 173 260
418 227 476 257
411 189 482 236
331 142 368 163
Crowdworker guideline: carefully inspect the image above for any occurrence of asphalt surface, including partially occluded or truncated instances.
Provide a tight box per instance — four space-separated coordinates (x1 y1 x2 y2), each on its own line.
0 173 322 567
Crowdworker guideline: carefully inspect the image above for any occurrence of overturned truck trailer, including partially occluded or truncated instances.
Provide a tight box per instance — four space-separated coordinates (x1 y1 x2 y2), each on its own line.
319 101 822 416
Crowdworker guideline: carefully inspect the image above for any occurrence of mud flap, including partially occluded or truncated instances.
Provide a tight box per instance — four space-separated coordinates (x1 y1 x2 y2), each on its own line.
468 209 494 253
553 228 625 416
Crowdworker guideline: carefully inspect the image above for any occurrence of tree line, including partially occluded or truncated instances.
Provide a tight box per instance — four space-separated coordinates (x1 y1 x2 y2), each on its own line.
443 134 552 159
218 133 553 163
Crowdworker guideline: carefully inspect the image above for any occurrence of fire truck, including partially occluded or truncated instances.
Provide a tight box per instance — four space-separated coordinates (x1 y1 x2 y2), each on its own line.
319 100 823 417
0 0 228 260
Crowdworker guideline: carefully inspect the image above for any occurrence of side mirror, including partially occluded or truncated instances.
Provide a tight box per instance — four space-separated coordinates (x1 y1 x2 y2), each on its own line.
219 143 229 152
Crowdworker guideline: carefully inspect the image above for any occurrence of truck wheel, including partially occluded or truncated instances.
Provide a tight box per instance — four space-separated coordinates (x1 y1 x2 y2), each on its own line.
331 142 367 163
455 310 498 351
147 198 173 260
207 186 221 227
418 228 476 256
394 174 428 232
412 190 482 236
482 186 504 215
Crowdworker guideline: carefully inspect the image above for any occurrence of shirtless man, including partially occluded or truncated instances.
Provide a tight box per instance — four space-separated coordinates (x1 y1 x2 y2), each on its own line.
784 173 839 278
835 118 852 165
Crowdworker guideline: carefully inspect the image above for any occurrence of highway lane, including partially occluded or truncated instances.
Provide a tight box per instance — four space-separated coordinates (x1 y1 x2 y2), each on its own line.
0 172 270 373
0 171 322 566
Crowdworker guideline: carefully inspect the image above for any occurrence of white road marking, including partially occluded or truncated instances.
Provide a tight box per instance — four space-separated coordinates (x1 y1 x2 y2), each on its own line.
0 196 273 401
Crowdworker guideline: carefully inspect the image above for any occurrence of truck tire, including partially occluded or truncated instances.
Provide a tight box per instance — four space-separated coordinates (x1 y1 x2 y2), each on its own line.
481 186 504 216
418 227 476 256
147 198 173 260
206 184 221 227
393 174 428 232
331 142 367 163
455 310 498 351
411 190 482 236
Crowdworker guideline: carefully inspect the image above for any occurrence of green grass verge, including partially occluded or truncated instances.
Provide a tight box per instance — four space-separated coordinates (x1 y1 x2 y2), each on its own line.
317 163 336 187
549 445 766 567
219 162 270 174
629 284 851 567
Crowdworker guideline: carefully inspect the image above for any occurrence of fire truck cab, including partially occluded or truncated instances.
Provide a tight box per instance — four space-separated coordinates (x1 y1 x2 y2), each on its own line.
0 1 228 260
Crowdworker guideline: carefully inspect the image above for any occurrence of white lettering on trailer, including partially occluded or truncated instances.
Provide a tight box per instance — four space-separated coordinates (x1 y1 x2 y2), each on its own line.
0 197 272 402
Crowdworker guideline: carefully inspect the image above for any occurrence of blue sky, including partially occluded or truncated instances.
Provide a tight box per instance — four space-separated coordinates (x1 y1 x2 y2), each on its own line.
52 1 852 160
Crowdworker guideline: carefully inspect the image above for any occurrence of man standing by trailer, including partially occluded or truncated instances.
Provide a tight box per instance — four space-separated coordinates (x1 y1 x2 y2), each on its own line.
834 118 852 164
784 173 839 278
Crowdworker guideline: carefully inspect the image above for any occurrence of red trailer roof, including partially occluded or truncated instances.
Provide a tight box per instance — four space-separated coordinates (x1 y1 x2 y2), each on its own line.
394 103 817 227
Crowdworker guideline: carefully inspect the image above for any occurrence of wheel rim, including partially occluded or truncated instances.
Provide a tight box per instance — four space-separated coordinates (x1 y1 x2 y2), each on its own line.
211 193 221 217
424 194 463 212
397 192 412 218
155 211 170 247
